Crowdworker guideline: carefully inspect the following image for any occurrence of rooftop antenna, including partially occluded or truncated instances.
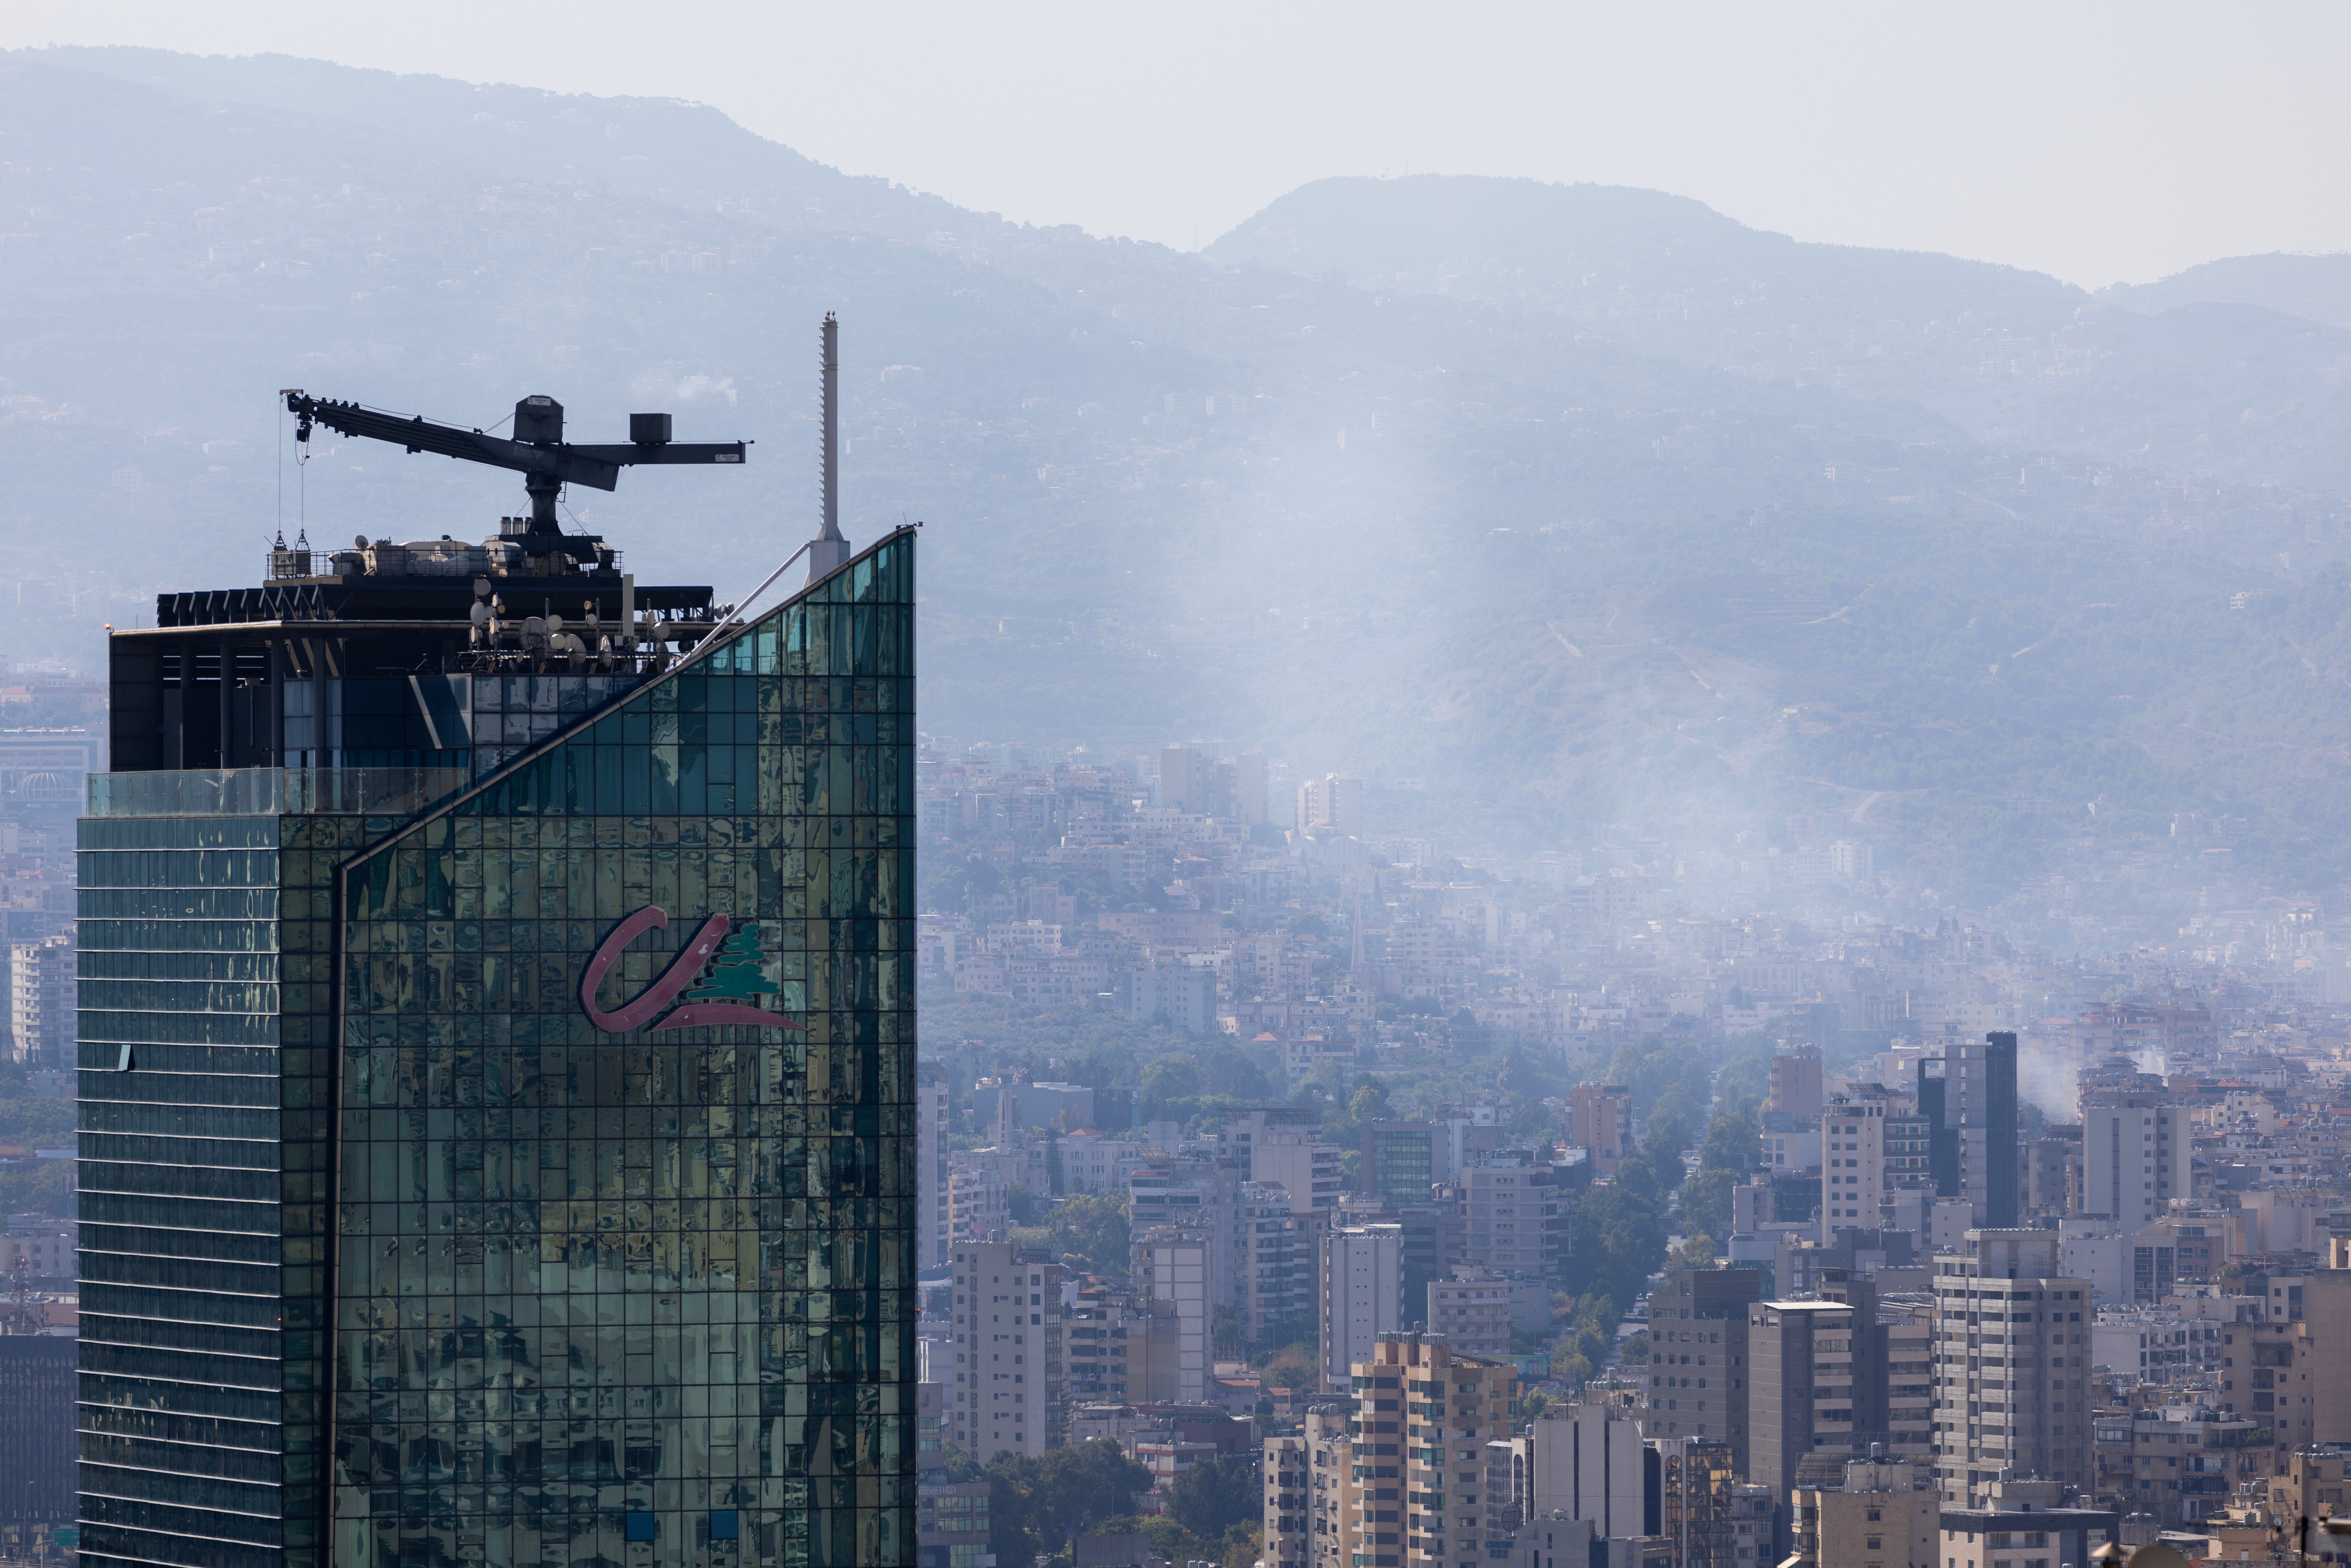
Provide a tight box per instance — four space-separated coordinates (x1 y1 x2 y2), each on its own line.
807 313 851 584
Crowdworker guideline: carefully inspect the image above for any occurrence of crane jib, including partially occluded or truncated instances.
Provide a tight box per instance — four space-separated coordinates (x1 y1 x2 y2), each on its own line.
283 390 747 523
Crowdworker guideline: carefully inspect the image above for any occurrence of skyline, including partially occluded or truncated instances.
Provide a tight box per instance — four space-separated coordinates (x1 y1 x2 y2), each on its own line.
1 2 2347 288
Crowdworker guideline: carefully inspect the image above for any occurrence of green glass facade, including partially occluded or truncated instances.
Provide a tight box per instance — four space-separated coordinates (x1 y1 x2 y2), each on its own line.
79 534 917 1568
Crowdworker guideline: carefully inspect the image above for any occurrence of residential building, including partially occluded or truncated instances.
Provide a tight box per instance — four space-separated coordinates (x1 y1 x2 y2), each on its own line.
2090 1404 2267 1527
946 1242 1065 1462
1916 1033 2019 1227
1120 966 1217 1034
4 934 70 1067
1644 1268 1761 1468
1933 1476 2116 1568
1789 1454 1938 1568
1134 1231 1211 1403
973 1078 1096 1134
1331 1333 1513 1568
1426 1272 1514 1362
1568 1085 1633 1175
1928 1230 2093 1509
1296 774 1362 838
1301 1404 1352 1568
1527 1400 1652 1539
1463 1160 1567 1285
1727 1485 1773 1568
1266 1432 1315 1568
1748 1299 1864 1542
1129 1158 1239 1277
920 1061 951 1268
1254 1129 1346 1216
1320 1224 1403 1392
2078 1092 2192 1228
1768 1049 1825 1120
1236 1181 1303 1348
951 1161 1011 1245
1061 1131 1151 1196
1819 1092 1891 1240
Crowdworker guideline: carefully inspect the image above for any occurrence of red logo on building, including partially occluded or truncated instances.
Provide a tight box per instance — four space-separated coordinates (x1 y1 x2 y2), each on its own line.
580 906 801 1032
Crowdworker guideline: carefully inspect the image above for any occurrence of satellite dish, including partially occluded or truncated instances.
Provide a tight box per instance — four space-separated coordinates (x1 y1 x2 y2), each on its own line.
546 613 565 635
473 576 491 598
354 534 369 549
469 602 491 626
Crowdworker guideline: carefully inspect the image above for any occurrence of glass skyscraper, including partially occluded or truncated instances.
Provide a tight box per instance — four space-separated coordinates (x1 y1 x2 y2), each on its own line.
77 529 916 1568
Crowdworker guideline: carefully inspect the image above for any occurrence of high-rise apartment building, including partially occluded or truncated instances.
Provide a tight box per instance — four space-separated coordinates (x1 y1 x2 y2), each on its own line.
1320 1225 1403 1392
1295 775 1362 838
1134 1231 1211 1403
1567 1086 1632 1175
4 934 71 1066
1917 1033 2019 1227
920 1061 951 1269
77 521 917 1568
951 1161 1011 1245
1253 1130 1346 1216
1236 751 1269 826
1767 1049 1824 1121
1748 1299 1862 1540
2022 1132 2079 1219
945 1243 1062 1462
1266 1431 1315 1568
1819 1093 1890 1239
1334 1333 1514 1568
1424 1274 1513 1362
1236 1181 1303 1348
1269 1409 1357 1568
2078 1092 2191 1228
2071 1003 2215 1065
1463 1160 1567 1285
1928 1230 2093 1508
1643 1268 1761 1468
1161 744 1206 813
1526 1400 1652 1538
1129 1156 1239 1279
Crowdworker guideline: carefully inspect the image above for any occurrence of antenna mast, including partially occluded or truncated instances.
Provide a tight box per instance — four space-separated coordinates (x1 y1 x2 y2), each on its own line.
808 313 851 583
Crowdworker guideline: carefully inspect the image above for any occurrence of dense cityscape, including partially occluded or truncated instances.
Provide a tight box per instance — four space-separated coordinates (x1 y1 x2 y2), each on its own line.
910 734 2351 1568
2 24 2348 1568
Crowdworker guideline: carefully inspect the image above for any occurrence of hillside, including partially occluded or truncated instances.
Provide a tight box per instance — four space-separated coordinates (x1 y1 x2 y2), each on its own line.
5 50 2351 940
1204 175 2351 493
2099 253 2351 329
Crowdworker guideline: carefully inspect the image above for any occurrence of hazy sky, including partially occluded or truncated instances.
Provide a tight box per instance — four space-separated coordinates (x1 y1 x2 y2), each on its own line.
7 1 2348 287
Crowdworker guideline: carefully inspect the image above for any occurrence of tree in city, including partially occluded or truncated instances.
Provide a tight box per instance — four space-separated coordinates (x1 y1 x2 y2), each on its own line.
1169 1455 1260 1541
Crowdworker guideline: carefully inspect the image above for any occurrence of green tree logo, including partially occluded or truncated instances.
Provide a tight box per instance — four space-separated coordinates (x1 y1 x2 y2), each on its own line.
684 925 779 1006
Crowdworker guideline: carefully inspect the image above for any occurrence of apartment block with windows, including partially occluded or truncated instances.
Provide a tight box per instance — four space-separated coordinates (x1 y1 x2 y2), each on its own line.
946 1243 1063 1462
1929 1232 2092 1509
1336 1333 1515 1568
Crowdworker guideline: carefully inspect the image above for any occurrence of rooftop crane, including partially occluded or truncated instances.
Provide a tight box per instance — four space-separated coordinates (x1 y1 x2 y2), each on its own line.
285 391 748 566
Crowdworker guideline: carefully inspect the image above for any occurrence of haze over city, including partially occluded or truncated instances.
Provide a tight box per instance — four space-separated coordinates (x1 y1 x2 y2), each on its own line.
2 13 2351 1568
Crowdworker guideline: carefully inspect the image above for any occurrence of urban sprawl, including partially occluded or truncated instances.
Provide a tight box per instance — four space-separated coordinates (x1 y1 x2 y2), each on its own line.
910 738 2351 1568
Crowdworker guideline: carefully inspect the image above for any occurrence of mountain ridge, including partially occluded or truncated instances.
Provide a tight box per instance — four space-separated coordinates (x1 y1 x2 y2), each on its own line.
4 50 2351 941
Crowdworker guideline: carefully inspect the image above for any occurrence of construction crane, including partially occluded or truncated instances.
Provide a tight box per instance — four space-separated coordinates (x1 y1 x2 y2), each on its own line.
285 391 748 564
